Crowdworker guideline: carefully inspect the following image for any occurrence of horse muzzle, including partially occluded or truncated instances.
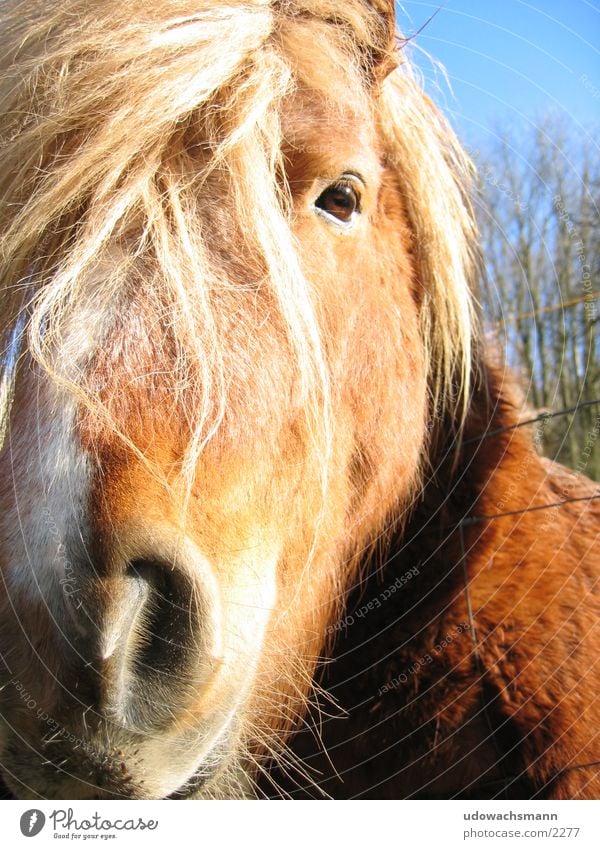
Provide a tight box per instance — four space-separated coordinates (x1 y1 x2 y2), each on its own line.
0 711 241 799
0 523 266 799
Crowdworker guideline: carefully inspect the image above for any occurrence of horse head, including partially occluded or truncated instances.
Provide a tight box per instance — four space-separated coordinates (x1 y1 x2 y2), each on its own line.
0 0 476 798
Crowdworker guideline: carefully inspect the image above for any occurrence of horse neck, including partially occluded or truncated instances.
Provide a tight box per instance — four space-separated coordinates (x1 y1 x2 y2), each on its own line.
376 360 545 613
421 360 535 535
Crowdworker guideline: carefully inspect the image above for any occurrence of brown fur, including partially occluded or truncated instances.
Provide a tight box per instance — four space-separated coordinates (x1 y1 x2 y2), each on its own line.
0 1 597 800
266 365 600 799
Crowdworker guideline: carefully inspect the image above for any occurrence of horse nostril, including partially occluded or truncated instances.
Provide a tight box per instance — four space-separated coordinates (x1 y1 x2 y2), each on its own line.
98 554 207 731
126 558 194 678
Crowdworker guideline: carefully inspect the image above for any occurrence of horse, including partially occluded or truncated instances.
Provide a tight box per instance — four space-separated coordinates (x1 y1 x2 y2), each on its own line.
0 0 597 801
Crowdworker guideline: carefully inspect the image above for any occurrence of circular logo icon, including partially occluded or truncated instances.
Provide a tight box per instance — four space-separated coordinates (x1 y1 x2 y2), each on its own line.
20 810 46 837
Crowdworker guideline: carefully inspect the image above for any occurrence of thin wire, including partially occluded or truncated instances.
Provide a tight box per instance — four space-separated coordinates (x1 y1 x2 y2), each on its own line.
459 522 478 650
461 759 600 800
464 398 600 445
560 759 600 774
431 494 600 537
459 520 510 798
461 493 600 527
495 291 599 325
436 405 600 795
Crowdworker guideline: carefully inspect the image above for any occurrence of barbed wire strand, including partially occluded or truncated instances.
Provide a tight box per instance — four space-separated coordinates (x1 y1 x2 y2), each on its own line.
462 492 600 527
459 520 511 797
494 291 599 325
464 397 600 445
402 397 600 795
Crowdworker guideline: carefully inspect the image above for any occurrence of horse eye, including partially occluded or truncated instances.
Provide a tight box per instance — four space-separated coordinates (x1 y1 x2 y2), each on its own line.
315 183 360 223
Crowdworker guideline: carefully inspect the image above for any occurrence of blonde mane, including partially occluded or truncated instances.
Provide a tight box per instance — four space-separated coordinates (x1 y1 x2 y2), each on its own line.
0 0 478 494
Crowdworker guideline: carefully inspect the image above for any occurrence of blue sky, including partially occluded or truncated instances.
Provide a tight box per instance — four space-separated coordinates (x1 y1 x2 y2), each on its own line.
396 1 599 147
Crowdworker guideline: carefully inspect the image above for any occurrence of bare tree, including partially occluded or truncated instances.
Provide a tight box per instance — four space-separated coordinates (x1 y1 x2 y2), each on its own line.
473 117 600 480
